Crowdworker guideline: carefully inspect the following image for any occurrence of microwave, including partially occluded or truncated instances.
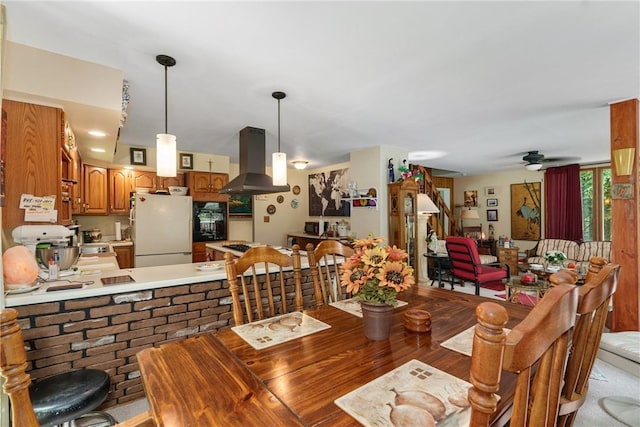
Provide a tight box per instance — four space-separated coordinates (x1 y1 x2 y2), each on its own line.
305 221 328 235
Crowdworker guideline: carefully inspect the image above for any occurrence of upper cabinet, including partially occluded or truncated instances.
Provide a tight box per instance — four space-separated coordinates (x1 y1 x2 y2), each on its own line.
187 172 228 201
83 165 108 215
108 168 131 215
108 170 185 214
2 100 72 227
157 173 185 192
130 170 156 192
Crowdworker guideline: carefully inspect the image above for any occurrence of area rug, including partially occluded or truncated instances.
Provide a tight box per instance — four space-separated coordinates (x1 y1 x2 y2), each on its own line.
480 281 506 291
495 292 537 307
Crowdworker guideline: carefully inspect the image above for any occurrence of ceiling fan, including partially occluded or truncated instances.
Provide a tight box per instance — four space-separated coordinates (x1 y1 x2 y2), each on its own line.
521 151 579 171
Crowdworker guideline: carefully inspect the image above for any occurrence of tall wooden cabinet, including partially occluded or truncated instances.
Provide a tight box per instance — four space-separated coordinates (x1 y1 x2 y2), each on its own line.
2 100 71 227
388 180 420 279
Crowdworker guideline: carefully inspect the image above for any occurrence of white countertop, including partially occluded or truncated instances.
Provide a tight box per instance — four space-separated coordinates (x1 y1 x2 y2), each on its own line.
81 240 134 248
5 261 229 307
205 242 309 258
5 246 314 307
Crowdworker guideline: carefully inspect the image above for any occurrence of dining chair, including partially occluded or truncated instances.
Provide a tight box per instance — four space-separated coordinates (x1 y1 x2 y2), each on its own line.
445 236 510 295
225 245 303 325
306 241 354 306
0 308 154 427
557 262 620 427
584 256 608 282
468 284 579 427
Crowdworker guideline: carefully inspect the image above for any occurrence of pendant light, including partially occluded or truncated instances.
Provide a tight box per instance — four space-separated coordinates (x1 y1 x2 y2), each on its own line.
272 91 287 186
156 54 177 177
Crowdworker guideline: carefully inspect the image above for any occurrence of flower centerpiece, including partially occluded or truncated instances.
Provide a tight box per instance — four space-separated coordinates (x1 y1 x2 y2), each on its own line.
544 250 567 265
340 235 415 306
341 235 415 340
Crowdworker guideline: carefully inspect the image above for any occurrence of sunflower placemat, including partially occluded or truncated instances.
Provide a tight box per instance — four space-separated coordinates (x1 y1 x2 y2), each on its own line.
231 312 331 350
335 359 476 427
330 297 408 318
440 325 511 357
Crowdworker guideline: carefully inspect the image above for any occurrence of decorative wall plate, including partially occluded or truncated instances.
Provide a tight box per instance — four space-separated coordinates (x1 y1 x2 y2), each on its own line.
277 195 284 204
291 199 299 209
267 204 276 215
292 185 301 195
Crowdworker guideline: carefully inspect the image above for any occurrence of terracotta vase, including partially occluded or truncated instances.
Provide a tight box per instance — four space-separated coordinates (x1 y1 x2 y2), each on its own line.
360 301 394 340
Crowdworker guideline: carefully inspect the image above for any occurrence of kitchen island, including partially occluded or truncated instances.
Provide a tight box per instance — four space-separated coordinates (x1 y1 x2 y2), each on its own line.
5 249 318 408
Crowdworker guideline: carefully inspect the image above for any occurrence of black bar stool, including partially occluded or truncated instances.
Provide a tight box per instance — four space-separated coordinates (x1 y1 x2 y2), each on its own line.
29 369 117 427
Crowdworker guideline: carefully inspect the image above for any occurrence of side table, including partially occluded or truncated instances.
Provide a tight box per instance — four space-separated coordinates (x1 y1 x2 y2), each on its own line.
423 253 453 289
497 246 519 277
505 277 549 305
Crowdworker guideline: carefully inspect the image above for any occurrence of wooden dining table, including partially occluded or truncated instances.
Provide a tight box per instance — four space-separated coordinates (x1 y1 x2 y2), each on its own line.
136 286 532 426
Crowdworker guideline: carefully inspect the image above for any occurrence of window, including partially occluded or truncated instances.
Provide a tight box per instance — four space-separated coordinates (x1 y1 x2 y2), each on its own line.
580 167 611 241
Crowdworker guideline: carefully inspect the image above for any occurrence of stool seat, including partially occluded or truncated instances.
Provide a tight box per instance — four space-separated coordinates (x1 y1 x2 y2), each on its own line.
30 369 111 427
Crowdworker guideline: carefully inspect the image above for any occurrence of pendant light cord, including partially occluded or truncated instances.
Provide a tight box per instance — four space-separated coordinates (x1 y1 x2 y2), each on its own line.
164 64 168 134
277 98 281 152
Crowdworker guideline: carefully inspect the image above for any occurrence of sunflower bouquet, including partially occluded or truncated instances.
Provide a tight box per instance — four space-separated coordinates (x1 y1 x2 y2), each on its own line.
340 234 415 306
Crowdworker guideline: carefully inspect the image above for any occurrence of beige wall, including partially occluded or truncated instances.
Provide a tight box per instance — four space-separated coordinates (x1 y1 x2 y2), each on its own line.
454 169 545 252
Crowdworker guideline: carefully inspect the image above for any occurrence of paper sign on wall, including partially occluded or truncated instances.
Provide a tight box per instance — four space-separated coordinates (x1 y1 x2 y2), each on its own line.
20 194 58 222
19 194 56 209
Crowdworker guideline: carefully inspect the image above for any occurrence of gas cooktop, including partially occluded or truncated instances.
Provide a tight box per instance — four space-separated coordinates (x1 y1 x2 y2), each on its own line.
222 244 251 253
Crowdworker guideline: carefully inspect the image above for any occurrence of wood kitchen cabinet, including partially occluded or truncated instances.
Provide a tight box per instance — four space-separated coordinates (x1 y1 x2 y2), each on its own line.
187 172 229 201
157 173 185 192
130 170 156 192
83 165 108 215
113 245 134 269
108 169 131 215
70 147 84 214
2 100 72 227
193 242 208 263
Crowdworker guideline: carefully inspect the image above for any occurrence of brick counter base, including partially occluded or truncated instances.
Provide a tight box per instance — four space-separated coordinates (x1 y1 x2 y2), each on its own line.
15 269 317 409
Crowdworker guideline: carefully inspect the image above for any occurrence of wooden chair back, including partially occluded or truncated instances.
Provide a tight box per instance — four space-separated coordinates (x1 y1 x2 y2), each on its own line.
0 308 39 427
557 262 620 427
225 245 303 325
468 284 579 427
584 256 608 283
1 308 154 427
306 241 354 306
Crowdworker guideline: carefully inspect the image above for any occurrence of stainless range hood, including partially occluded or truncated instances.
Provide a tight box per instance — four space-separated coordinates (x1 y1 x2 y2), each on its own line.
219 127 290 195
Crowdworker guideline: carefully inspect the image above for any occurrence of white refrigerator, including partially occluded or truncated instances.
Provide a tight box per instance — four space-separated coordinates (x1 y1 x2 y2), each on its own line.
132 193 193 267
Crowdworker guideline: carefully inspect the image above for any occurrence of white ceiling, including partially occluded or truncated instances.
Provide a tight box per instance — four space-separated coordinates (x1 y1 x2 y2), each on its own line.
3 1 639 176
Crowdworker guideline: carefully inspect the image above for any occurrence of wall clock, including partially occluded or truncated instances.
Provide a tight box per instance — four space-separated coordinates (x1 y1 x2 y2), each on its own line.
267 204 276 215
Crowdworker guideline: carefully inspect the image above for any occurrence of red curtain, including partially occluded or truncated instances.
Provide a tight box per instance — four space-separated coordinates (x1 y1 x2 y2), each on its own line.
544 164 583 241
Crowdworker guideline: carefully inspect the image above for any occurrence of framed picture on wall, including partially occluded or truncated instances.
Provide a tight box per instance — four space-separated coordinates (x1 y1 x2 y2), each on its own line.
510 182 541 240
130 147 147 166
487 209 498 221
464 190 478 207
487 198 498 207
308 168 351 216
229 194 252 216
179 153 193 170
